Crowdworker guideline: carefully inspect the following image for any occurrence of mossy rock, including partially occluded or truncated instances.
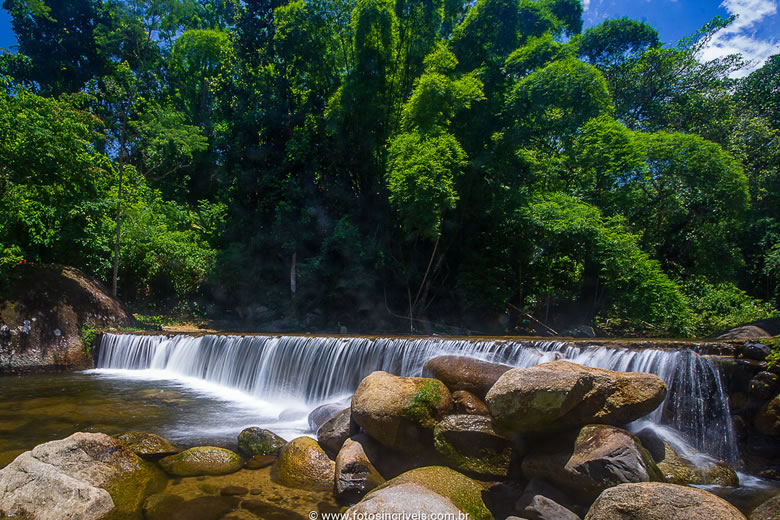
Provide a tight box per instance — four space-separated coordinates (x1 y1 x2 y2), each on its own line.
104 458 168 519
363 466 492 520
433 415 513 478
113 431 179 459
271 437 335 491
656 442 738 487
238 427 287 457
352 371 453 454
158 447 244 477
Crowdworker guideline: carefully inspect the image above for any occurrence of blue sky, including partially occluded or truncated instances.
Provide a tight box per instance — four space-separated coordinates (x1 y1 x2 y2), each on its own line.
1 0 778 76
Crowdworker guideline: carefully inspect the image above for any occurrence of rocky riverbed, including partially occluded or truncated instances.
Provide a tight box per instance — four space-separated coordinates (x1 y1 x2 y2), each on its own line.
1 357 778 520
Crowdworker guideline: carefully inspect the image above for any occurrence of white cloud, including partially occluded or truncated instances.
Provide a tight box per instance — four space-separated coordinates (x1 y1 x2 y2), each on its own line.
701 0 780 77
583 0 591 10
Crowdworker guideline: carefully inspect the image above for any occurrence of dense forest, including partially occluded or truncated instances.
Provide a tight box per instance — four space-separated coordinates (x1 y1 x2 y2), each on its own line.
0 0 778 336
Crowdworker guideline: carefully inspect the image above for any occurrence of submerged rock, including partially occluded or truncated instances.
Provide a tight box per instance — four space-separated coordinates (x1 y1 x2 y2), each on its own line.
423 355 511 399
0 432 165 520
346 466 492 520
143 493 241 520
584 482 746 519
271 436 335 491
238 427 287 456
351 371 453 454
522 424 663 500
486 361 667 434
159 446 244 476
335 434 386 504
114 431 179 458
433 414 513 478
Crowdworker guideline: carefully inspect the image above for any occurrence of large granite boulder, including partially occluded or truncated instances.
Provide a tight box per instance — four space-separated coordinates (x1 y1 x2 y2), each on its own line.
0 432 165 520
0 264 135 374
346 466 492 520
335 434 386 504
238 427 287 456
522 424 663 501
423 355 511 399
159 446 244 476
486 361 666 434
584 482 746 520
271 436 335 491
351 371 453 454
114 431 179 459
433 414 513 478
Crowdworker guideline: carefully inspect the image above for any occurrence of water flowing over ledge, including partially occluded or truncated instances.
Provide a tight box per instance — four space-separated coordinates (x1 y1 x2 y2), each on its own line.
96 333 739 464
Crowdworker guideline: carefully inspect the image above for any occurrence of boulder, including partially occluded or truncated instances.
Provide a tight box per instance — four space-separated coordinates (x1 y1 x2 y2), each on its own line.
114 431 179 459
522 424 663 501
0 265 136 374
755 394 780 436
423 355 511 399
751 494 780 520
0 432 165 520
655 442 738 486
335 434 386 504
345 482 471 520
271 436 335 491
749 372 779 400
743 343 772 361
309 400 350 431
351 371 453 454
347 466 492 520
452 390 490 415
433 414 513 478
318 408 357 454
518 495 581 520
158 446 244 476
584 482 746 520
486 361 666 434
238 427 287 456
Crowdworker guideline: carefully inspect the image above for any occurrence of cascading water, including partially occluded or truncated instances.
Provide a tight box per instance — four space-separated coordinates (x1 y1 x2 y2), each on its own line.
95 333 739 464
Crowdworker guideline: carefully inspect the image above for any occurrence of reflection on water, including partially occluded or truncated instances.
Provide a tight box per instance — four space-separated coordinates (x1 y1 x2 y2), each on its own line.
0 371 318 468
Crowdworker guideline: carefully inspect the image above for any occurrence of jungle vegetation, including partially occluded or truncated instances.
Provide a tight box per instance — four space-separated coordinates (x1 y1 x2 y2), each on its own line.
1 0 778 336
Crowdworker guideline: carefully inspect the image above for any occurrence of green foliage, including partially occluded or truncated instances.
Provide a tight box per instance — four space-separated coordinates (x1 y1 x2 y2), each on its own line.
114 168 224 301
1 0 777 335
523 194 690 334
80 323 97 356
387 132 467 238
0 86 113 276
681 278 776 337
764 338 780 371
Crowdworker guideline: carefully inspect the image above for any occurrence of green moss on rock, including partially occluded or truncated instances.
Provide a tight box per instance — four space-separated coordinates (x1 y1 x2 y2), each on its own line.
158 447 244 477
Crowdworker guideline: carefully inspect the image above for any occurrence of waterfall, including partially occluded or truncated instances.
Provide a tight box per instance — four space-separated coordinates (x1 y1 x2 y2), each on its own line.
96 333 739 464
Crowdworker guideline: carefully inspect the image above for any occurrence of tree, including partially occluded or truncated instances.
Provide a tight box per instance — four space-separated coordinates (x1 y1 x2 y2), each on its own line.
3 0 110 94
0 86 113 275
